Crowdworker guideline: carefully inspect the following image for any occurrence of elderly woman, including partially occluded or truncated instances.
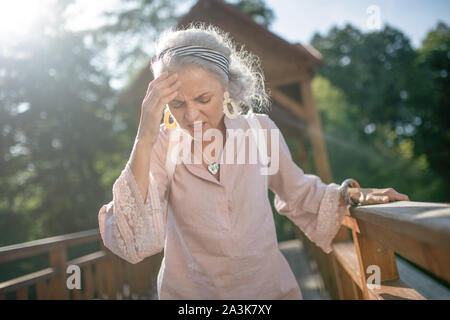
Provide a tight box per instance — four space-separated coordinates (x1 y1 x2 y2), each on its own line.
98 24 409 300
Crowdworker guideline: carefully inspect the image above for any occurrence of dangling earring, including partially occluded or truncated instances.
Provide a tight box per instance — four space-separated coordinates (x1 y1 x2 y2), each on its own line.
223 91 239 119
163 106 177 129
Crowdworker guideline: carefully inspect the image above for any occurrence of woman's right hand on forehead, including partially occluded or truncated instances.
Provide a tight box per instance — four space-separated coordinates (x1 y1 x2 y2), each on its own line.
137 71 180 144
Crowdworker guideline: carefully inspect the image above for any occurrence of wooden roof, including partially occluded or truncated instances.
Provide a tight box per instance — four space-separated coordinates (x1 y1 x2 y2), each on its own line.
177 0 322 83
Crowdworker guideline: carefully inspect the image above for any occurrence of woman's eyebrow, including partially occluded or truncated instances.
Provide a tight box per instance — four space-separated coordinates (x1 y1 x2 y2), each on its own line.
173 92 212 103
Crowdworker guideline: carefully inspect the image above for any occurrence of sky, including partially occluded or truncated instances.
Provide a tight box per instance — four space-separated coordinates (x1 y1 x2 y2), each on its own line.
2 0 447 48
0 0 448 89
264 0 450 48
65 0 450 88
137 0 450 49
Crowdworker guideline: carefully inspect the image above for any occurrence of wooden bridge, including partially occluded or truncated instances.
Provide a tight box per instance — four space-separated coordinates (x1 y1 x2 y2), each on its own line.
1 201 449 300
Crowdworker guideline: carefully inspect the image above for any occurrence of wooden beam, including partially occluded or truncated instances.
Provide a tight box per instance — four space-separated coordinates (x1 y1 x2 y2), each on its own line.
270 88 308 120
350 201 450 250
49 245 69 300
355 218 450 284
269 74 305 87
299 79 333 183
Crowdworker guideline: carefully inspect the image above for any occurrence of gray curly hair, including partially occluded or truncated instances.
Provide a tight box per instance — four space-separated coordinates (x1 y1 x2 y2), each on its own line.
150 23 271 114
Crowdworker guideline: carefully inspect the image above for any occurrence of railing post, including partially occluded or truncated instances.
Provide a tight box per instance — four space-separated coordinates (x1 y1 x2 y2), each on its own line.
16 287 28 300
94 259 105 299
112 255 124 299
104 256 116 299
36 280 48 300
352 227 399 299
83 264 94 300
49 244 69 300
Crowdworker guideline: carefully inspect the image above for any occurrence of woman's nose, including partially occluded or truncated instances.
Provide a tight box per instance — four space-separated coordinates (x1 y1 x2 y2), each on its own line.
184 107 200 123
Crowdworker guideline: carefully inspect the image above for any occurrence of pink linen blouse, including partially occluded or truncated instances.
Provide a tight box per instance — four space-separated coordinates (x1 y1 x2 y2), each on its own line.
98 113 348 300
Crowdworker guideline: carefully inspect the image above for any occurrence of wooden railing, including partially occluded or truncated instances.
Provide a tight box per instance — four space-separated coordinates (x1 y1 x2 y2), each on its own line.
1 201 449 299
297 201 450 299
0 229 163 300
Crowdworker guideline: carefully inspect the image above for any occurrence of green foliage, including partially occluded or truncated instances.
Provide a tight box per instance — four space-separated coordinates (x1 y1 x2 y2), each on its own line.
313 76 445 202
412 22 450 193
0 2 123 244
229 0 275 27
311 24 418 134
311 22 449 201
90 0 182 81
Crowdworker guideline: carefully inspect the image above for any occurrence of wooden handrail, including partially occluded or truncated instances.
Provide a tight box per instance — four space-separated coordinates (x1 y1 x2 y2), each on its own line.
0 268 58 295
0 228 163 300
349 201 450 283
0 229 100 264
1 201 449 300
350 201 450 250
298 200 450 300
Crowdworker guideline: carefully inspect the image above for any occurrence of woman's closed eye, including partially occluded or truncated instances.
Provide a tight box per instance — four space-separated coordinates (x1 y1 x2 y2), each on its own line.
171 98 210 109
172 103 184 109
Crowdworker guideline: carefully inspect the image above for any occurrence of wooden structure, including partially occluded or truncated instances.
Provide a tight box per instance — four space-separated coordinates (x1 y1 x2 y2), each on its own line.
1 201 449 299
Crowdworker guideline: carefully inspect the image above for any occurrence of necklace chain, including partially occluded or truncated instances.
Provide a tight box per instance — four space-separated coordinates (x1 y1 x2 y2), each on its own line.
192 141 224 175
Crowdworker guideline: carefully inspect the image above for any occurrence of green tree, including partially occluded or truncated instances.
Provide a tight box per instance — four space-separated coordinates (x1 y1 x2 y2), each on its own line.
90 0 182 83
0 0 188 245
412 22 450 194
310 23 449 201
0 2 119 244
313 76 444 203
229 0 275 27
311 24 419 136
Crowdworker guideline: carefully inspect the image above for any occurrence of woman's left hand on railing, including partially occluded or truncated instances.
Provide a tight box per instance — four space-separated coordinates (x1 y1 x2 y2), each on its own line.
348 187 410 205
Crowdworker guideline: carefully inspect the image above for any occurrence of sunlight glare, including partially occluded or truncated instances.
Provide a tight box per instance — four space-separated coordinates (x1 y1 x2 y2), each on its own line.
0 0 42 41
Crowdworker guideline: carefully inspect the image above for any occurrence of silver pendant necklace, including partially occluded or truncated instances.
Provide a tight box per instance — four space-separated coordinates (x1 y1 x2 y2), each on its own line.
204 144 223 175
190 131 224 176
207 161 219 175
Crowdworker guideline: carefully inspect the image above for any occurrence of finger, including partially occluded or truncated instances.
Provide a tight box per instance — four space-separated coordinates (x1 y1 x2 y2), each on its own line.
155 72 179 91
364 194 389 205
392 193 410 201
153 80 180 102
146 71 169 96
382 188 409 201
144 74 178 102
143 79 180 108
370 188 397 197
145 88 179 114
160 90 179 105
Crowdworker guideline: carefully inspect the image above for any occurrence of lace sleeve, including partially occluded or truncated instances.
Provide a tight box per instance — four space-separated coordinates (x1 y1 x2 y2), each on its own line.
98 125 169 264
261 114 348 254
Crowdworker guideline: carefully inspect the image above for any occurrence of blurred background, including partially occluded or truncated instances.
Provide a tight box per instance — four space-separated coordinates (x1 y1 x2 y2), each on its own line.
0 0 449 281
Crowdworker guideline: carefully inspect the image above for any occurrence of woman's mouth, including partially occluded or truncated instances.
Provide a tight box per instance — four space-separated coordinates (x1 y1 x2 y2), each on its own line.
188 122 206 133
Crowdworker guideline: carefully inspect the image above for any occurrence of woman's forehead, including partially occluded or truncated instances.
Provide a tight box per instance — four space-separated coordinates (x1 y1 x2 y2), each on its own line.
175 68 222 92
176 64 217 79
